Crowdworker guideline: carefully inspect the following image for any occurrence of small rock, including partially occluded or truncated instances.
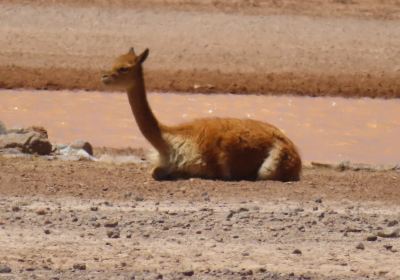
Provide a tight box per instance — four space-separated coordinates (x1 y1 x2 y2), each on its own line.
240 269 253 276
107 229 120 238
226 207 249 220
388 220 399 227
44 229 51 235
377 228 400 238
72 263 86 270
182 270 194 276
383 245 393 250
366 235 378 241
90 206 98 211
0 264 12 273
292 249 302 255
70 140 93 156
315 198 323 204
25 267 35 271
36 209 47 215
104 220 118 228
356 242 365 250
11 206 20 212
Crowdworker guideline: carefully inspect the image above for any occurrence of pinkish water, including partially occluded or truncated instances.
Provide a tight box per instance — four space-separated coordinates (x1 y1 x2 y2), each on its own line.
1 89 399 164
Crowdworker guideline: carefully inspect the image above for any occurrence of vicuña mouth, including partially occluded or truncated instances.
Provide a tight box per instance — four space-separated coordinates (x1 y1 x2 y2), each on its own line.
101 76 113 85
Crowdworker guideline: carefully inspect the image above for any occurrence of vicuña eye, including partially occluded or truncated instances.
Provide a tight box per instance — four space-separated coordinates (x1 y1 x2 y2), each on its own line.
118 67 130 73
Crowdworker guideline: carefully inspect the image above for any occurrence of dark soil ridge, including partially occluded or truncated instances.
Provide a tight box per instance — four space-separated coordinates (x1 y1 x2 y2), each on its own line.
2 65 400 98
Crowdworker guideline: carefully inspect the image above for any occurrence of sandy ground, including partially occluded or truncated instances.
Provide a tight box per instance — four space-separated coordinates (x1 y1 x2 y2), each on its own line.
0 155 399 279
1 1 400 97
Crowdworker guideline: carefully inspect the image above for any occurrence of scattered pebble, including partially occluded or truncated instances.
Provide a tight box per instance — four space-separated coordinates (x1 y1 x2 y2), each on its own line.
36 209 47 215
387 220 399 227
104 220 119 228
182 270 195 276
72 263 86 270
384 245 393 250
356 242 365 250
107 229 120 239
0 264 12 273
366 235 378 241
292 249 302 255
25 267 35 271
377 228 400 238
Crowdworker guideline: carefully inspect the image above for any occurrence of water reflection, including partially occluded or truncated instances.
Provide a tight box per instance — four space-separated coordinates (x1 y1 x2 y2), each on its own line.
0 89 399 164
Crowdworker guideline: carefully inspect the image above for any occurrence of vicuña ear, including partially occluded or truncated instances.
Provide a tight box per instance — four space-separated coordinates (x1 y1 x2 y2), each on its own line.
129 47 135 54
138 48 149 63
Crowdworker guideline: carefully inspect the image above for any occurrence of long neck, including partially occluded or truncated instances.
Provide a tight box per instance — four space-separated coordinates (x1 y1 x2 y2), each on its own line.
127 67 168 154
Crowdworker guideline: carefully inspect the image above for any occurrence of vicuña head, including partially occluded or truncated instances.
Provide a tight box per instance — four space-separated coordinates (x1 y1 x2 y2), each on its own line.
102 47 149 88
102 47 302 181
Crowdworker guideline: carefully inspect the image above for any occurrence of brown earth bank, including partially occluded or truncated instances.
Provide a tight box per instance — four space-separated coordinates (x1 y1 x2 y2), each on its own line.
1 66 400 98
0 155 399 279
1 1 400 97
9 0 400 20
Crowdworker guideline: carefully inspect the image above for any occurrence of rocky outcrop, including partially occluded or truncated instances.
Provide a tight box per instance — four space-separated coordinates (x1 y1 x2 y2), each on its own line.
0 123 144 164
0 126 52 155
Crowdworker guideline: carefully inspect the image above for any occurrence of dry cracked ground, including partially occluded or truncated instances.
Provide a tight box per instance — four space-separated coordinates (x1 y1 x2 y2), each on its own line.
0 156 399 279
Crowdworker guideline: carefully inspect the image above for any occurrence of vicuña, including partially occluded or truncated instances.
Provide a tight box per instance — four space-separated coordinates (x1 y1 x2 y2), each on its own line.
102 47 302 181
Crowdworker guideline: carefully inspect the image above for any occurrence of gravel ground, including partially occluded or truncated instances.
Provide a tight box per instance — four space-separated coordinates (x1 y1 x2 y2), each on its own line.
0 155 399 279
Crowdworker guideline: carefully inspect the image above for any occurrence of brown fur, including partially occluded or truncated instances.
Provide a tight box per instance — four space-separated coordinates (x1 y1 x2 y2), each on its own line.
102 48 302 181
